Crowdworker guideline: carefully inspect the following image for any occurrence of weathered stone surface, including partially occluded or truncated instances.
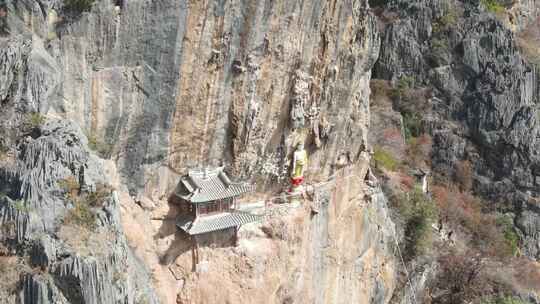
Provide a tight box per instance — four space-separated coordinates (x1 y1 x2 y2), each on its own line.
374 0 540 259
0 0 399 303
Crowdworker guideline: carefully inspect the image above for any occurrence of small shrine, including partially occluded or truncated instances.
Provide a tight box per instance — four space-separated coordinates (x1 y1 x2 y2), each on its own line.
173 167 261 241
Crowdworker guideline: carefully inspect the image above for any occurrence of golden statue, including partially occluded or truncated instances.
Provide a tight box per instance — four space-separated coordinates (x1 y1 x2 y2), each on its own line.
291 142 307 187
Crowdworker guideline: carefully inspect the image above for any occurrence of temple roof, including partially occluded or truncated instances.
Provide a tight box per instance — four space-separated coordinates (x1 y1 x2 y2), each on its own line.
175 167 253 203
176 211 262 235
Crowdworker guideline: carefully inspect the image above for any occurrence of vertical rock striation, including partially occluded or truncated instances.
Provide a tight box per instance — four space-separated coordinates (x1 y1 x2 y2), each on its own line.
0 0 397 303
373 0 540 259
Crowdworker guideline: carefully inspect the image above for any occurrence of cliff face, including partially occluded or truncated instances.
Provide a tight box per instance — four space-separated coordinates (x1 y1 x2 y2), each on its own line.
0 0 397 303
25 0 380 195
373 0 540 259
169 164 396 304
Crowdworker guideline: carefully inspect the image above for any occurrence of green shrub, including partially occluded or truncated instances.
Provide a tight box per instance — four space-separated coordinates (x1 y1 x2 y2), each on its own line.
480 0 505 13
87 132 113 159
372 147 399 171
12 200 30 213
432 11 458 33
496 216 519 257
368 0 390 8
64 202 96 230
392 188 438 258
65 0 95 13
23 113 45 131
403 112 423 140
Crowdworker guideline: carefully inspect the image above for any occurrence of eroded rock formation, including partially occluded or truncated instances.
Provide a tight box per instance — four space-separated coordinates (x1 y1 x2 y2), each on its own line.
0 0 397 303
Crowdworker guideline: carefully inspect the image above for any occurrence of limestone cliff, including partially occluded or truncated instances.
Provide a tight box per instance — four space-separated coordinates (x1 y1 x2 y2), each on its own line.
0 0 397 303
373 0 540 259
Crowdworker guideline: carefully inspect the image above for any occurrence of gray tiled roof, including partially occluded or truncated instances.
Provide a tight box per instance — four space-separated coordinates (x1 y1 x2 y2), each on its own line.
176 211 262 235
175 167 253 203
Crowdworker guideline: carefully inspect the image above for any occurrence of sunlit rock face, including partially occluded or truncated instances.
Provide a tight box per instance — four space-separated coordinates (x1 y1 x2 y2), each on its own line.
373 0 540 259
0 0 399 303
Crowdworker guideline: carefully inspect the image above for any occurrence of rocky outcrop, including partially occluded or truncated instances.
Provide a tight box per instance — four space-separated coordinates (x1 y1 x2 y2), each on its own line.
0 0 399 303
125 161 398 304
0 119 158 303
373 0 540 259
2 0 380 195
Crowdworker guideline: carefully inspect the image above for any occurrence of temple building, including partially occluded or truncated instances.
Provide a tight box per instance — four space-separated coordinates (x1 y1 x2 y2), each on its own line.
173 167 261 243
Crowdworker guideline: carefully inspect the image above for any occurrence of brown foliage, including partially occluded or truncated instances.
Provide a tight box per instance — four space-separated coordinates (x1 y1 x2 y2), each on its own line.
433 184 516 259
370 79 393 107
512 258 540 292
406 134 432 168
399 173 415 190
455 160 473 192
432 251 491 304
86 183 113 207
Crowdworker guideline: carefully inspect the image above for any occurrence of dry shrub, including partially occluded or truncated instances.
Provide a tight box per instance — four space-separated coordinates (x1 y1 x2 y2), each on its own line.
432 250 491 304
60 177 113 230
512 258 540 292
434 185 517 259
382 128 402 144
455 160 473 192
370 79 393 107
432 185 450 210
380 128 404 156
86 183 113 207
64 202 96 230
0 256 20 294
399 173 415 190
59 176 80 200
406 134 432 167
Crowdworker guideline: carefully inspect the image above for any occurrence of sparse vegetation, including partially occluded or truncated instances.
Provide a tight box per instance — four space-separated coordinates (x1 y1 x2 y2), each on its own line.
64 201 96 230
429 37 451 67
402 112 423 140
86 183 113 207
64 0 95 13
405 134 432 168
370 79 393 104
59 176 80 200
60 175 113 230
372 146 399 171
391 76 415 99
432 11 458 33
455 160 473 192
392 188 438 258
368 0 391 8
480 0 505 14
87 132 113 159
432 184 518 259
23 112 45 132
433 251 491 304
11 200 30 213
497 216 519 257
